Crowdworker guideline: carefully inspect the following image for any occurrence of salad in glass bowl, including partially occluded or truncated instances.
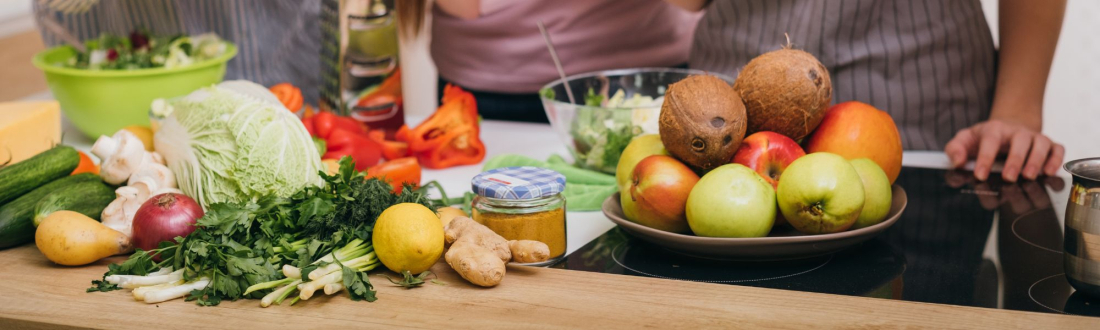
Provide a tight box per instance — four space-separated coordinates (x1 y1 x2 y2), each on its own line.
540 68 734 174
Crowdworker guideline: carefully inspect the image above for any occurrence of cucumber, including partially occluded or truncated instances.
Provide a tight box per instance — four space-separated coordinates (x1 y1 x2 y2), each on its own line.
0 146 80 206
0 173 101 249
32 179 116 227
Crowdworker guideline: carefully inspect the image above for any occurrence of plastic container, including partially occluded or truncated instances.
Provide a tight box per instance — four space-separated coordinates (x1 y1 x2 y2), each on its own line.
32 44 237 138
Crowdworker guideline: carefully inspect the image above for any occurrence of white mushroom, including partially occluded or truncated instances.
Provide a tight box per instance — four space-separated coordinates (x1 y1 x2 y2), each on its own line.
92 130 149 185
127 160 176 191
102 186 144 238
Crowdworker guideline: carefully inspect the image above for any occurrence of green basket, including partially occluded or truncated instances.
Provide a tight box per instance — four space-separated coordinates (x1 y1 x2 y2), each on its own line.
32 43 237 138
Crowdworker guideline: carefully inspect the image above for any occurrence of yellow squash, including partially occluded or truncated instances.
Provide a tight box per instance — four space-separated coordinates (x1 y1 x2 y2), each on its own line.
35 210 131 266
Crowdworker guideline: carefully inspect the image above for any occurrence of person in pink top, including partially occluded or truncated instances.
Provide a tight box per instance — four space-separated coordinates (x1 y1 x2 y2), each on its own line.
398 0 699 122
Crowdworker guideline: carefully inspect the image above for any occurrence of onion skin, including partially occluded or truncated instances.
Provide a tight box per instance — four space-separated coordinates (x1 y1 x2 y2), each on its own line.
132 193 204 253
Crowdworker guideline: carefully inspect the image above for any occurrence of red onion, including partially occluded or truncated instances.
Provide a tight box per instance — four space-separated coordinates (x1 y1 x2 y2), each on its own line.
132 193 204 253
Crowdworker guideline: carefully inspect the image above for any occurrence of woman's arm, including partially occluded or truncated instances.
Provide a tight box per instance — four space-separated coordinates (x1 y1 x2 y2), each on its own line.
944 0 1066 182
436 0 480 20
664 0 710 12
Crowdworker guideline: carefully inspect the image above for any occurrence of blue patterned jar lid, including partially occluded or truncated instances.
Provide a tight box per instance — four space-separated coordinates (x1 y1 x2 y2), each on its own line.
472 167 566 200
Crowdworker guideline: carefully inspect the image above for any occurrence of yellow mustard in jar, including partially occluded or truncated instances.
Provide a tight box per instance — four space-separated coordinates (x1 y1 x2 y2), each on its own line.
471 167 567 265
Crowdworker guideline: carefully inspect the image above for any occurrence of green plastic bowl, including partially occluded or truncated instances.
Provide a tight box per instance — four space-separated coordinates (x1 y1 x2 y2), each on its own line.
32 44 237 138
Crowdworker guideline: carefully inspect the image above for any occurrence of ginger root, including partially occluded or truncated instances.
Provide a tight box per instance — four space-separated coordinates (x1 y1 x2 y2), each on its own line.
443 216 551 287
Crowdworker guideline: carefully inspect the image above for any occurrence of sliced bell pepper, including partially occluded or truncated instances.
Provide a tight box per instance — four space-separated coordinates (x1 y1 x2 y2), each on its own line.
313 111 367 139
406 84 485 168
394 124 410 143
355 69 402 108
414 127 486 169
269 83 304 112
322 128 381 171
366 157 421 194
367 129 409 161
71 151 99 175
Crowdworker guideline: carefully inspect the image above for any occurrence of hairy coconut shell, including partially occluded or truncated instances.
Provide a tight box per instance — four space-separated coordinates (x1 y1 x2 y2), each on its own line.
734 48 832 141
658 75 747 172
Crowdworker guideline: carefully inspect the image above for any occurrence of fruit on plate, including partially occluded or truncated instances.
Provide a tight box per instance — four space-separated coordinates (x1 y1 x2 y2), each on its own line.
621 155 700 233
849 158 892 229
731 131 806 188
734 47 832 141
373 203 445 274
36 210 131 266
616 134 668 189
777 152 865 234
804 101 903 184
659 75 747 172
685 164 775 238
731 131 805 226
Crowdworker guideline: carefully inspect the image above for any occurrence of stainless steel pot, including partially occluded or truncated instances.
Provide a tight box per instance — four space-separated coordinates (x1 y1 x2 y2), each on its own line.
1064 158 1100 297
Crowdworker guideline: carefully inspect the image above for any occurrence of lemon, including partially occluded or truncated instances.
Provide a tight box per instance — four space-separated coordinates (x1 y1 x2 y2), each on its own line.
321 159 340 175
122 125 155 151
373 203 444 274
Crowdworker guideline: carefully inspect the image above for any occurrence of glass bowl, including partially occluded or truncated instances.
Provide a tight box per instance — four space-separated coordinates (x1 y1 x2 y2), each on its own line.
540 68 734 174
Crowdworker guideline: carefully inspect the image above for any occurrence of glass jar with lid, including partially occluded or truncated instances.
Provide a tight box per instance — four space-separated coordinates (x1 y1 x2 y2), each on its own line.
471 166 567 266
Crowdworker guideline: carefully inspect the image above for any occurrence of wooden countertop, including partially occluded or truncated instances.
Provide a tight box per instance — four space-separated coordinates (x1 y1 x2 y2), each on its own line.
0 245 1094 329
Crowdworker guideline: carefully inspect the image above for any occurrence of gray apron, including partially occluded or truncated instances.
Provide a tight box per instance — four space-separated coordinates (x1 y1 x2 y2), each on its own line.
691 0 997 150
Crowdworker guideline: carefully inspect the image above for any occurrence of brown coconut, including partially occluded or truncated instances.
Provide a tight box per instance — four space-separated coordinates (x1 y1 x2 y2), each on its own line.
658 75 747 172
733 48 832 141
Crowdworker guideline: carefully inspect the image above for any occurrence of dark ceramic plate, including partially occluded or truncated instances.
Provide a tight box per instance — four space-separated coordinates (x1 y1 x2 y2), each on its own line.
602 186 907 261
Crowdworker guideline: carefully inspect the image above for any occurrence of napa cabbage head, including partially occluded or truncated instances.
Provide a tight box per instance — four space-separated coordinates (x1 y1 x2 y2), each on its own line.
153 80 324 209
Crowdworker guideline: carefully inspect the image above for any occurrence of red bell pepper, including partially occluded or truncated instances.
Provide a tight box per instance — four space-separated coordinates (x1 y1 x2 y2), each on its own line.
367 129 410 161
366 157 421 194
322 128 381 171
313 111 367 139
406 84 485 169
394 124 410 143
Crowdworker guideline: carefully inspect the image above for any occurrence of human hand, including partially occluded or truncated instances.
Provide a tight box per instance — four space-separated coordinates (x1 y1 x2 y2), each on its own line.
944 119 1064 182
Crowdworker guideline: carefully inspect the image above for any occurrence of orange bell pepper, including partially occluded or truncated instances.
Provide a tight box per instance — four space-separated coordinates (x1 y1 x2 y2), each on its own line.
355 69 403 108
366 157 421 194
406 84 485 169
269 83 304 112
71 151 99 175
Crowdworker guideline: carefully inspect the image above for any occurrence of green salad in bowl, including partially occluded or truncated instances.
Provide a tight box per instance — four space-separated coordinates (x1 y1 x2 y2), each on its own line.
540 68 733 174
63 30 229 70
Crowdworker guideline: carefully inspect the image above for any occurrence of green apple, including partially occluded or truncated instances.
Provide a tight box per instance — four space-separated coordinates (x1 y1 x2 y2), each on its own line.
777 153 865 234
616 134 668 189
685 164 775 238
849 158 892 229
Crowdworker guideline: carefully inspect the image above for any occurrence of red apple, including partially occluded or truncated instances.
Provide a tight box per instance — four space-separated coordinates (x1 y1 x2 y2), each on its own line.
731 131 806 188
731 131 805 227
621 155 700 233
804 101 903 184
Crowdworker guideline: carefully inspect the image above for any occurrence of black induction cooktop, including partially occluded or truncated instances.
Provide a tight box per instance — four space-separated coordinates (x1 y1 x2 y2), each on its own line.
553 167 1100 317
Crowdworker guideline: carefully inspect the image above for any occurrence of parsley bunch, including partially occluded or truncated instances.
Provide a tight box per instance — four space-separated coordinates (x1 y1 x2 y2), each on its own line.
90 158 434 306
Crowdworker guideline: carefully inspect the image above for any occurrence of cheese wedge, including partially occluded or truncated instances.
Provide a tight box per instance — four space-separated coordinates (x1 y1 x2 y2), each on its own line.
0 101 62 165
